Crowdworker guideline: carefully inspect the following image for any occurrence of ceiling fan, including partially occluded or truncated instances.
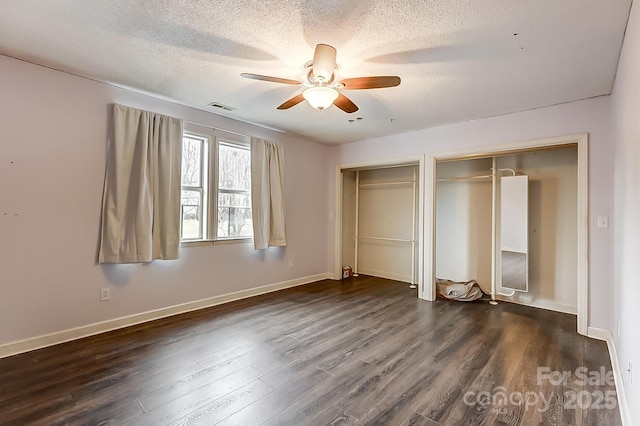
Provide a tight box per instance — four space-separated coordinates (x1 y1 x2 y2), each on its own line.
241 44 401 113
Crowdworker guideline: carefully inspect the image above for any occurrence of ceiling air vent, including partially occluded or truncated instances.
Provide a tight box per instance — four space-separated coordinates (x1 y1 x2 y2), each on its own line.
208 102 237 112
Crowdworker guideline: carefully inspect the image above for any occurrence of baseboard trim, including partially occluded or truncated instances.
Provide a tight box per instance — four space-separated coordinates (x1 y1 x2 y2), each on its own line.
0 272 332 359
586 326 610 341
326 272 340 280
588 327 631 425
495 295 577 315
357 268 411 284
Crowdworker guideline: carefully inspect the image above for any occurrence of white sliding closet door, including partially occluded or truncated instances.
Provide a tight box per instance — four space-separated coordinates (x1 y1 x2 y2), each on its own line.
357 166 416 283
435 158 493 289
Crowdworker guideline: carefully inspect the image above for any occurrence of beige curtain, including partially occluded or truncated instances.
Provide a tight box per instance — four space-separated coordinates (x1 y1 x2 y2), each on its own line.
251 138 286 249
98 104 183 263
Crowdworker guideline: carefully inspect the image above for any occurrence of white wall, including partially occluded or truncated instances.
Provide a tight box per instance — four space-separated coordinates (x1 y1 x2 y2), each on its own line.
330 96 613 330
0 55 331 347
610 0 640 421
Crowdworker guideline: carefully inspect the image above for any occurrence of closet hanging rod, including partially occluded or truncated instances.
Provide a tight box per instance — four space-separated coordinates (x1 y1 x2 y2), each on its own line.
358 236 414 243
436 174 492 182
359 181 414 188
500 168 517 176
437 168 516 182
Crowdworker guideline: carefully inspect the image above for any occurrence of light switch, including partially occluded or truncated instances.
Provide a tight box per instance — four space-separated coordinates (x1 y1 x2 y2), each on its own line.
597 216 608 229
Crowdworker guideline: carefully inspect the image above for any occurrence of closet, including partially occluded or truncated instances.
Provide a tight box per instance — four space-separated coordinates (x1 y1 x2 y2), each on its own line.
342 165 419 287
435 145 578 313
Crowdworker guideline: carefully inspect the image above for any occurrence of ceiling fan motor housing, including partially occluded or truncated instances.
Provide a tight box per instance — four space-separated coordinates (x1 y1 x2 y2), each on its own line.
311 44 337 84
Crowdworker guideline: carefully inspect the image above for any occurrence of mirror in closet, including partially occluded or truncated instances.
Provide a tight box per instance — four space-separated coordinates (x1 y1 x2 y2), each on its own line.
499 175 529 292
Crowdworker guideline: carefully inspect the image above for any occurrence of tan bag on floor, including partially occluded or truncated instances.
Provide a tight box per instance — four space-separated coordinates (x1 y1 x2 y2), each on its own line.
436 279 484 301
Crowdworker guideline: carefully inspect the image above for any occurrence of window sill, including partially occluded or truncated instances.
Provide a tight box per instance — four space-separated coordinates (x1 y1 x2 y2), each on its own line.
181 238 253 248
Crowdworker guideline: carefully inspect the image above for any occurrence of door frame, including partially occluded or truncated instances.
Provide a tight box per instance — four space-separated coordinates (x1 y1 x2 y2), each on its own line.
334 156 425 295
425 133 588 335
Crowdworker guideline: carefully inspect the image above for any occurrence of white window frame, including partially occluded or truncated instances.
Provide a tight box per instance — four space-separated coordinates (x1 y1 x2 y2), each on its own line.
180 132 209 241
180 125 252 247
214 138 252 241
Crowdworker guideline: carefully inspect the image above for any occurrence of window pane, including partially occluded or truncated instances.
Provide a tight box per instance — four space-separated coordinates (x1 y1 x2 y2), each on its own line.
182 136 202 186
181 190 202 239
218 192 252 238
218 144 250 191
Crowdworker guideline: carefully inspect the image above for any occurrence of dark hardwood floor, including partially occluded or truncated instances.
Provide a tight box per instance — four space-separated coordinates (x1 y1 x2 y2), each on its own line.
0 276 621 425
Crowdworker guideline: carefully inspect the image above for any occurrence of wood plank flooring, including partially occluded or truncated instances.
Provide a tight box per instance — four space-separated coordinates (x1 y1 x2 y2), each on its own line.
0 276 621 425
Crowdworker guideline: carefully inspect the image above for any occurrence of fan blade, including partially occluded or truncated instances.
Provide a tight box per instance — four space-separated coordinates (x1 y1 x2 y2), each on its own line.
341 76 401 90
312 44 337 82
277 94 305 110
241 73 300 85
334 93 358 113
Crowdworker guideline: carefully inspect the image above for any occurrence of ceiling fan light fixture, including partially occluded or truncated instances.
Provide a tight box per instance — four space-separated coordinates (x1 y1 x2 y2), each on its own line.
303 86 339 110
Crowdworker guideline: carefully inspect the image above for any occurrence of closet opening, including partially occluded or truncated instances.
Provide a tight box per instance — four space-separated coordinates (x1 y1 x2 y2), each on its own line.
335 158 424 296
426 134 588 335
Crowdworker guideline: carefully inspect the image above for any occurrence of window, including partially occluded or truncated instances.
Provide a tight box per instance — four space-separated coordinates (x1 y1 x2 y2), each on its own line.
181 134 208 240
180 128 252 243
217 142 252 238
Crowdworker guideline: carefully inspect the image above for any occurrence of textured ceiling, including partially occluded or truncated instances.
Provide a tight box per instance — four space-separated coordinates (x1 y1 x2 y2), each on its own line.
0 0 632 144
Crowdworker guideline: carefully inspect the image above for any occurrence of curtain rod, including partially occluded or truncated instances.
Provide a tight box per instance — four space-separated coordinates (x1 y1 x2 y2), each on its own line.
183 120 250 139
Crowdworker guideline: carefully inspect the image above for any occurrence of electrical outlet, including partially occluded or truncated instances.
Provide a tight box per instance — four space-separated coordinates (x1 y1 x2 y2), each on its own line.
288 260 295 269
100 288 110 301
597 216 609 229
